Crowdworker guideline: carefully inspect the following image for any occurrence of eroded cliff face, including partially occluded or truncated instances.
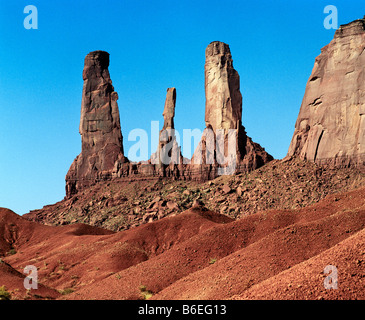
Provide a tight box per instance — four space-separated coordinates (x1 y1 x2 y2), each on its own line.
65 51 128 197
288 17 365 167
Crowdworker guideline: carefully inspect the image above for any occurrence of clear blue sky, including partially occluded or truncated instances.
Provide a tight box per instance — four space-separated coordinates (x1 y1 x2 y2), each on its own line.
0 0 363 215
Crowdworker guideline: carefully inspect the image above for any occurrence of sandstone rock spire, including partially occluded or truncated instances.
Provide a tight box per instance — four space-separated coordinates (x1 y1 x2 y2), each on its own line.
190 41 272 177
204 41 243 132
287 17 365 167
65 50 127 197
162 87 176 130
151 87 183 176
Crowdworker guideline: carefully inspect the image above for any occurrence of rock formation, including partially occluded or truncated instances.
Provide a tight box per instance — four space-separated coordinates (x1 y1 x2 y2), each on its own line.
65 51 128 197
162 87 176 130
287 17 365 167
150 87 184 177
189 41 273 178
204 41 243 133
65 43 273 197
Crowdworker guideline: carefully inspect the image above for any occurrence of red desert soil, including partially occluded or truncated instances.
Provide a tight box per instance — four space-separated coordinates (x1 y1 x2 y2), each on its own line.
232 228 365 300
1 186 365 300
0 206 232 299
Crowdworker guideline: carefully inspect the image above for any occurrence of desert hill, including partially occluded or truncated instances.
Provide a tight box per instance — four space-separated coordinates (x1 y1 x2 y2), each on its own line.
1 184 365 300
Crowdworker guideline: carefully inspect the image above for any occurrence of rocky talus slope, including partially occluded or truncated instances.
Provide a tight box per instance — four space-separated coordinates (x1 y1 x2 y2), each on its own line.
25 158 365 232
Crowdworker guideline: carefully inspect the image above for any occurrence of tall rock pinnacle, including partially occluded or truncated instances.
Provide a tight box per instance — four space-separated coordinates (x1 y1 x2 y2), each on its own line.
205 41 243 132
65 51 127 197
287 17 365 167
150 87 183 177
162 87 176 130
191 41 272 176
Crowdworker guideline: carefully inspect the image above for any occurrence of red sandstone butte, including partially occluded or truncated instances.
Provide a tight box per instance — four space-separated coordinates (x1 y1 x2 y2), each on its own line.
287 17 365 167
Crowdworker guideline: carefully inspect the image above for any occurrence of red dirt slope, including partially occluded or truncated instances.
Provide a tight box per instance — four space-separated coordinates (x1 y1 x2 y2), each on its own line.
152 207 365 299
1 206 232 298
61 187 365 300
233 228 365 300
1 186 365 300
0 259 60 300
